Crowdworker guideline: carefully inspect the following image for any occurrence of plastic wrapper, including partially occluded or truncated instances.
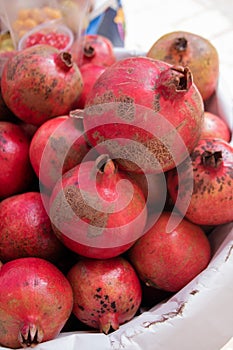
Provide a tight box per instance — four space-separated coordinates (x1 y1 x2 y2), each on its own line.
0 0 90 50
0 49 233 350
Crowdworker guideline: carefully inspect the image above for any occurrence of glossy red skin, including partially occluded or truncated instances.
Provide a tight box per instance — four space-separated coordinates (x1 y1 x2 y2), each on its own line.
75 63 106 109
167 138 233 225
83 56 204 173
0 192 65 262
67 256 142 333
201 111 231 142
29 115 91 191
49 158 147 259
0 121 34 199
1 45 83 126
0 257 73 349
74 34 116 67
128 212 211 292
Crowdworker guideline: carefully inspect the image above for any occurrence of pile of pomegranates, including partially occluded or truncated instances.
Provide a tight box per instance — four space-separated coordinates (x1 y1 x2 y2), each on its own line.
0 32 232 348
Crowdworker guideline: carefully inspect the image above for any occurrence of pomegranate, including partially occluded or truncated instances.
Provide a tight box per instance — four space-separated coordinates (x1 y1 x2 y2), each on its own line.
72 34 116 67
167 138 233 225
0 192 65 263
128 211 211 292
0 121 35 199
49 154 147 259
1 44 83 126
83 56 204 174
147 31 219 101
200 111 231 142
0 257 73 348
75 63 106 109
29 112 91 191
67 256 142 334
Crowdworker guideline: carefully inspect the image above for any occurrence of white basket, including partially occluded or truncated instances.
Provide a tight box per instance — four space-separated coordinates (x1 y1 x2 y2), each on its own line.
1 49 233 350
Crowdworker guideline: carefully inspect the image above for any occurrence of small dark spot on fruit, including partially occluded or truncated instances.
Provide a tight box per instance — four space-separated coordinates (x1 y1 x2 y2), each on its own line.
33 279 39 286
94 294 101 299
58 305 62 310
111 301 116 309
78 304 85 311
96 287 102 292
104 295 109 300
131 304 135 310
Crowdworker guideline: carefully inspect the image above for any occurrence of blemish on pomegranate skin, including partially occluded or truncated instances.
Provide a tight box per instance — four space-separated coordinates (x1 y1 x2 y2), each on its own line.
78 304 84 311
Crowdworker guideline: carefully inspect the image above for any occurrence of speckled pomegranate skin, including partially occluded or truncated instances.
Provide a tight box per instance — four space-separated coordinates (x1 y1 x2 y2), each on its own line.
83 56 204 173
1 45 83 126
167 138 233 225
67 256 142 334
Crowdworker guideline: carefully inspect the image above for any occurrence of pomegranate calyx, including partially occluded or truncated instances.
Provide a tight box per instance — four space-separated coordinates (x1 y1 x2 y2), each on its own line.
83 44 95 58
201 150 223 168
57 52 73 70
173 37 188 52
99 312 119 334
19 323 44 348
157 66 192 99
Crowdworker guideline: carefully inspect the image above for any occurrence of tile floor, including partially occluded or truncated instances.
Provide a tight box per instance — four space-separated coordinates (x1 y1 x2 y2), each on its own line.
122 0 233 94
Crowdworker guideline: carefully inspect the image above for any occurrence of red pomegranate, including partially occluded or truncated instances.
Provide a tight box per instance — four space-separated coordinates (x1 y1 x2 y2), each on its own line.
167 138 233 225
0 257 73 348
1 45 83 126
147 31 219 101
200 111 231 142
0 191 65 262
72 34 116 67
0 121 35 199
83 56 204 174
29 112 91 191
67 256 142 334
128 211 211 292
49 154 147 259
75 63 106 109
